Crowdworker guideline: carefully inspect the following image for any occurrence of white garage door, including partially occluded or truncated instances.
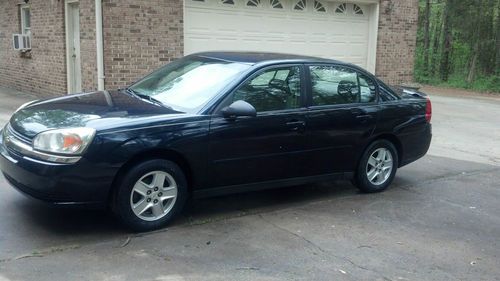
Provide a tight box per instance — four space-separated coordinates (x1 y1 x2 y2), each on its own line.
184 0 376 70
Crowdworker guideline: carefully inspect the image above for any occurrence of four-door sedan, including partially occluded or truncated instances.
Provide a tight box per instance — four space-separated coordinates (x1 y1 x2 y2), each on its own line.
0 52 432 231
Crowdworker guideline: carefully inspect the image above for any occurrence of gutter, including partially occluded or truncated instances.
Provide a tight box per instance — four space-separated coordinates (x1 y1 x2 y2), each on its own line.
95 0 105 90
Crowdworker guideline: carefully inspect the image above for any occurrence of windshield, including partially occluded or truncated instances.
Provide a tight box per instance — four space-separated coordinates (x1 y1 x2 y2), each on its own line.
129 56 251 113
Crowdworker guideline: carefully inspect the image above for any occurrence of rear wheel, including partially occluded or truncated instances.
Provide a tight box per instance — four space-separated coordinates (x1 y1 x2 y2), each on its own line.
114 159 187 232
354 140 398 193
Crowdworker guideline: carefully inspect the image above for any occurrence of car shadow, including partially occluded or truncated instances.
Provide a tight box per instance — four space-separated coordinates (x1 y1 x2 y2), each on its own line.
180 180 357 225
14 197 124 234
10 174 416 239
7 179 359 245
1 154 497 265
6 153 486 256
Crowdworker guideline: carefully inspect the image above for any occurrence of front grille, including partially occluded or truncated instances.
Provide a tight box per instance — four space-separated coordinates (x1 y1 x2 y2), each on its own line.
2 123 31 157
6 123 32 144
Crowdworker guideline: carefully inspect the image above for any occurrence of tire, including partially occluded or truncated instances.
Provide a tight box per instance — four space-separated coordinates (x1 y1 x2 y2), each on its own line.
354 139 398 193
113 159 188 232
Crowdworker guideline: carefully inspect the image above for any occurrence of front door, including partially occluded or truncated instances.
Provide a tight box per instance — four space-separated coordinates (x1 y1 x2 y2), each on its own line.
65 0 82 94
208 65 308 188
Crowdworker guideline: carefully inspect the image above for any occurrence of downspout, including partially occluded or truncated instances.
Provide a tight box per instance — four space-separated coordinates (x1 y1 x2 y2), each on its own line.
95 0 105 90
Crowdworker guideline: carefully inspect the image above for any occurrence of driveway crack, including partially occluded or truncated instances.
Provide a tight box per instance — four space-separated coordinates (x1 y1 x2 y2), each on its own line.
258 213 326 254
0 244 82 264
397 167 500 194
258 213 393 281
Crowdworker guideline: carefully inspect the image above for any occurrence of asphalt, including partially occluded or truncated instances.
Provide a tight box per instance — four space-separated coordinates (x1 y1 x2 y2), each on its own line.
0 86 37 128
0 87 499 281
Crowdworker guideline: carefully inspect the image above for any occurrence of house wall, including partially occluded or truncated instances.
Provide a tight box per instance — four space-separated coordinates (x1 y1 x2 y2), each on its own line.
0 0 66 97
79 0 99 91
100 0 417 89
102 0 183 90
376 0 419 85
0 0 417 97
0 0 98 98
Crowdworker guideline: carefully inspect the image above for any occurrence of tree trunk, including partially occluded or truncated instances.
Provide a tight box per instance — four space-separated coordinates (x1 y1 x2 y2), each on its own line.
431 4 442 76
482 0 495 75
467 0 483 83
467 44 479 83
423 0 431 75
495 0 500 75
440 0 452 81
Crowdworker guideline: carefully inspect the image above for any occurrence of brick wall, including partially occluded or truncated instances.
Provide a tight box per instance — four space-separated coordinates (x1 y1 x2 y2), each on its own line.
0 0 66 97
0 0 97 98
102 0 183 90
376 0 419 85
100 0 415 89
79 0 99 92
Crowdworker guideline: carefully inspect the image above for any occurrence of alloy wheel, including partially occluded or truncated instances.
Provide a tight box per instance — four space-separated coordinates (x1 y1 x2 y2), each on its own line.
366 148 393 186
130 171 178 221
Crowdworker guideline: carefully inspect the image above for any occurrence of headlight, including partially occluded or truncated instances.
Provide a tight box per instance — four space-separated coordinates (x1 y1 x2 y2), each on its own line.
33 127 96 155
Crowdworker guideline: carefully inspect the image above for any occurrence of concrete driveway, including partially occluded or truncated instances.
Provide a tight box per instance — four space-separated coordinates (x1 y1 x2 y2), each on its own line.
0 87 36 127
0 87 499 281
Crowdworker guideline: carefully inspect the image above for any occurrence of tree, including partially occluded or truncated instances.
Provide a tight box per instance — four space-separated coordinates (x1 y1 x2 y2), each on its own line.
466 0 483 83
423 0 431 75
440 0 452 81
415 0 500 92
493 0 500 75
430 2 442 76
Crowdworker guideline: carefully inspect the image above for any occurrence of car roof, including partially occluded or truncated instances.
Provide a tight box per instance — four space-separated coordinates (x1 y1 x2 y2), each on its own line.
193 51 344 65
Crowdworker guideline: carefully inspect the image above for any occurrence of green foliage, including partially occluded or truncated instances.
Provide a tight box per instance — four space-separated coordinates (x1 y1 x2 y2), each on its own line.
468 76 500 93
415 0 500 93
450 41 470 75
416 73 500 93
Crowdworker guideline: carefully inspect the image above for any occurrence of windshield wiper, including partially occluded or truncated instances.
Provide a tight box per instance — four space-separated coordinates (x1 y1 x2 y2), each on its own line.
123 88 172 109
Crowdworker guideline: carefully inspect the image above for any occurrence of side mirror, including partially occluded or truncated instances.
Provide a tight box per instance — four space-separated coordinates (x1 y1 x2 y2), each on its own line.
221 100 257 119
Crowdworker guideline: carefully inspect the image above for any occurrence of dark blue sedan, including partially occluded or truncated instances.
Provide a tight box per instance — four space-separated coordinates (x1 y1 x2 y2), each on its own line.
0 52 432 231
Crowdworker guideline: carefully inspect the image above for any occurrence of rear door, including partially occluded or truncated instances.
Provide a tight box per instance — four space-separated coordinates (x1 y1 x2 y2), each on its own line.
208 65 309 188
303 64 378 175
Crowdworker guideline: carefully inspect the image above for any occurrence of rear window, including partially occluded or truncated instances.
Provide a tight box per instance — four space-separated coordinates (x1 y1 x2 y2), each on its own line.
377 80 401 102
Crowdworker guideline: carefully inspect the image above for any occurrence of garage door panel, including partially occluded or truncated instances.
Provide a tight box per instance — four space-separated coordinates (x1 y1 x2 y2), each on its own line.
185 0 372 68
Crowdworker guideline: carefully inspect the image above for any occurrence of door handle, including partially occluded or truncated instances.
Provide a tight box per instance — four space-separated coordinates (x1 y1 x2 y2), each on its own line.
286 120 306 126
356 115 372 120
351 108 365 115
286 120 306 132
356 115 373 123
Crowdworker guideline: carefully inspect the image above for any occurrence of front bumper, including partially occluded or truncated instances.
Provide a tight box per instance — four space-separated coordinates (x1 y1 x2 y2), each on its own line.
0 128 117 206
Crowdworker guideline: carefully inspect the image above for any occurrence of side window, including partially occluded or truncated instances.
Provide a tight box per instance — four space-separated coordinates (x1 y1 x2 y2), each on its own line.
358 74 377 103
232 66 301 112
379 85 399 102
310 65 359 106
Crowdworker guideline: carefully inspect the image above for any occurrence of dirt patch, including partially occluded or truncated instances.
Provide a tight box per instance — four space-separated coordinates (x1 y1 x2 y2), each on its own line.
420 85 500 100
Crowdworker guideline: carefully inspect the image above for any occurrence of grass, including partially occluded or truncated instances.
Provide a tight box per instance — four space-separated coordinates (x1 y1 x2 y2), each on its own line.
415 74 500 94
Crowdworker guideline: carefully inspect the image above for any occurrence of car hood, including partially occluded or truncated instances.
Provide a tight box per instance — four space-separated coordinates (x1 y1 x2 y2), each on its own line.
9 90 186 138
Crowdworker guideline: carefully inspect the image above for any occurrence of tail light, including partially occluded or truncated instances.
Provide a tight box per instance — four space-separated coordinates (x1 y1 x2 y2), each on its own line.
425 98 432 123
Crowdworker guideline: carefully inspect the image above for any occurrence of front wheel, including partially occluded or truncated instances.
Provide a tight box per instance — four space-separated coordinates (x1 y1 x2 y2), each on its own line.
354 140 398 193
113 159 188 232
